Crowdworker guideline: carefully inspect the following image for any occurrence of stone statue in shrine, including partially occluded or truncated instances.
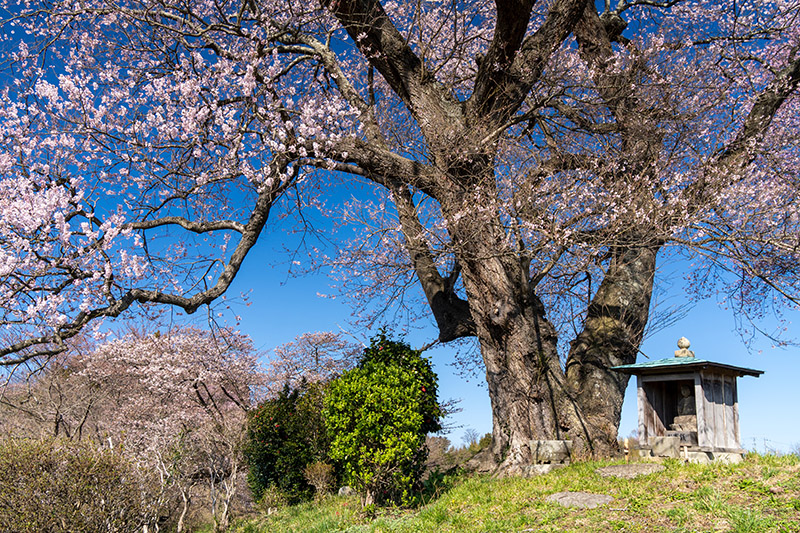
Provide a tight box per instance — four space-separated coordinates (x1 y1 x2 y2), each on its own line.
677 384 695 416
672 384 697 431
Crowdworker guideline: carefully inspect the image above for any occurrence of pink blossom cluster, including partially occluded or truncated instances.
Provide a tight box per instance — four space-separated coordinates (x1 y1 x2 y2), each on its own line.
73 327 264 457
0 0 798 363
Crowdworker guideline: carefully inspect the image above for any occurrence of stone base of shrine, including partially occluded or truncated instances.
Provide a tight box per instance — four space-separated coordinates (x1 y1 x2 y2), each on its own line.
637 437 744 464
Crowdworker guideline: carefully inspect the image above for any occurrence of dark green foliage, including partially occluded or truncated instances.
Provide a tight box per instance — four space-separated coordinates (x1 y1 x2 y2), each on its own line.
245 381 330 503
0 438 159 532
324 333 443 506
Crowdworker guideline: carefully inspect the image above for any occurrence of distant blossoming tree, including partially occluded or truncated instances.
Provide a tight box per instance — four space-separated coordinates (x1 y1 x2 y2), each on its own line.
1 0 799 471
266 331 361 395
1 326 265 532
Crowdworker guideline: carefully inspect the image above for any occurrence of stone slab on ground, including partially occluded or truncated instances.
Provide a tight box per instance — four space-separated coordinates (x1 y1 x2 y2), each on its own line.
529 440 573 464
545 491 613 509
521 464 566 477
596 463 665 479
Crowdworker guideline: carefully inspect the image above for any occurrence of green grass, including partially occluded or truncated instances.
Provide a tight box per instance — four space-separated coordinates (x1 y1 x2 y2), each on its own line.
232 454 800 532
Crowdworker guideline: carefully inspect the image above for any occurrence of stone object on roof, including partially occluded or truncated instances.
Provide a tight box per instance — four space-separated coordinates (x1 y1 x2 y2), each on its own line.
674 336 695 358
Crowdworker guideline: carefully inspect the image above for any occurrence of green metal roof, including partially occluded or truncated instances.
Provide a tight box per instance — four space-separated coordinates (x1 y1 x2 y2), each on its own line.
611 356 763 377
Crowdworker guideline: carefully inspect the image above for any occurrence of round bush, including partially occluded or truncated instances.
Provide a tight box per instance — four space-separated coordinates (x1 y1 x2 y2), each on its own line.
323 333 442 506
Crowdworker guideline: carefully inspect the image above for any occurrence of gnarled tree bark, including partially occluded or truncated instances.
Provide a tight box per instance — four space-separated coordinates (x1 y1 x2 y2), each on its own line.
326 0 800 471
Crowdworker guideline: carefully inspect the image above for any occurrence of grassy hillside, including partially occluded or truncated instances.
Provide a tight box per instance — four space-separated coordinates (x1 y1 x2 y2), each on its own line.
232 453 800 532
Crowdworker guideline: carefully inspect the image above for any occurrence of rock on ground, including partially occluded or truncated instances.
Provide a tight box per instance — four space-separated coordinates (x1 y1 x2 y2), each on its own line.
545 491 614 509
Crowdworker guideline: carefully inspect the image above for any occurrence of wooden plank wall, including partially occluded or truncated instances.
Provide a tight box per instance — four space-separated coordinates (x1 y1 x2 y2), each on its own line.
638 377 668 444
700 372 740 450
695 373 710 448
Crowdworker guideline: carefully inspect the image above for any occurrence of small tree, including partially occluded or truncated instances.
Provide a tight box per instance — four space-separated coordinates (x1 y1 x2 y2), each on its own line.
324 334 442 506
303 461 335 497
245 381 329 503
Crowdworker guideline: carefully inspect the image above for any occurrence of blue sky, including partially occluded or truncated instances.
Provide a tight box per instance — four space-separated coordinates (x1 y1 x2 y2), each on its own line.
226 233 800 454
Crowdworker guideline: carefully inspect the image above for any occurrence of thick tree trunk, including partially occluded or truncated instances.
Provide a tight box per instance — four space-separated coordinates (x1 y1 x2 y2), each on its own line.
446 188 659 470
565 242 659 455
473 246 657 469
444 194 583 472
479 307 585 473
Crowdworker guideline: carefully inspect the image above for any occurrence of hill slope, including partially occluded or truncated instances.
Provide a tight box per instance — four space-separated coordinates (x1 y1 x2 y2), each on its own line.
234 454 800 532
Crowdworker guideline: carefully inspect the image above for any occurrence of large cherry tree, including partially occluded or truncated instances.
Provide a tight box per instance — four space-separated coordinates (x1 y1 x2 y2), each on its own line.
1 0 799 470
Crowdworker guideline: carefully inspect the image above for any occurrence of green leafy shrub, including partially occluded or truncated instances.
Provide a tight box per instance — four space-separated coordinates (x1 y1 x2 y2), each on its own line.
324 333 442 506
0 438 160 532
245 380 330 503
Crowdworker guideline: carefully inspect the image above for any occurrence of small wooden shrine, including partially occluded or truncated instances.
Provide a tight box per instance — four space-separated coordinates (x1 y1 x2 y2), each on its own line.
612 337 762 462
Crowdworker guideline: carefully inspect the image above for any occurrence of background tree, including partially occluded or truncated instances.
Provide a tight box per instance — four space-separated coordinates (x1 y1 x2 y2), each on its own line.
1 0 798 472
265 331 361 395
324 334 442 506
0 326 265 531
462 429 481 448
0 354 106 442
83 327 264 531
